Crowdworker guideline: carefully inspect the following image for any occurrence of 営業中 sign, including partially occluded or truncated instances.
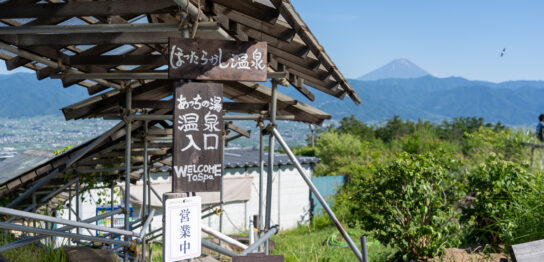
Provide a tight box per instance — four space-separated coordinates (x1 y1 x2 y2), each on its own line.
173 81 223 192
163 196 201 261
168 38 267 81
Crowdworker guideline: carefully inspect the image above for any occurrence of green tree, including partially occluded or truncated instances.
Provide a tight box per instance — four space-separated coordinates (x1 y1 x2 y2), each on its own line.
337 114 375 141
375 115 415 143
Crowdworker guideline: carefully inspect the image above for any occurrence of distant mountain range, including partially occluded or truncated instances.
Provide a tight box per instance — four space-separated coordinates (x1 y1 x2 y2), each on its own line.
0 73 87 118
357 58 429 81
2 63 544 126
281 75 544 126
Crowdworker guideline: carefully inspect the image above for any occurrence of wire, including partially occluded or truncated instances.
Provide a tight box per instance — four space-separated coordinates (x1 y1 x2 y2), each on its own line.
222 209 246 234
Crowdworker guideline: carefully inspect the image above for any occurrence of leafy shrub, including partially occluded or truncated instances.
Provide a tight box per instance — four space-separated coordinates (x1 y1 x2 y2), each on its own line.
461 154 544 247
314 132 362 176
463 127 528 163
336 152 463 260
292 146 316 157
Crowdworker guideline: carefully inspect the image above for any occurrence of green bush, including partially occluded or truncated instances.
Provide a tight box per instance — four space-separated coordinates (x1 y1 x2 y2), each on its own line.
337 152 463 260
463 127 529 163
292 146 316 157
314 132 362 176
461 154 544 247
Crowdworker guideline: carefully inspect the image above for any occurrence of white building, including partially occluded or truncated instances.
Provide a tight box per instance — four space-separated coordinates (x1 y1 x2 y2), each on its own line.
59 149 319 240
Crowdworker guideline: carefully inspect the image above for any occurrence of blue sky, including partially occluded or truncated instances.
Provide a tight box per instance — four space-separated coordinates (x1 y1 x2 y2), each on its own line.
292 0 544 82
1 1 543 82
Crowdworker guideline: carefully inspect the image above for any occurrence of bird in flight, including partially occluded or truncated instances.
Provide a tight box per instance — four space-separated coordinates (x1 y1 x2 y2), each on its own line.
500 48 506 57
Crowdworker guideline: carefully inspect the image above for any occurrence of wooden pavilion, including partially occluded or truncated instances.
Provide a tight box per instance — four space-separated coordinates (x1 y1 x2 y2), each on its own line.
0 0 363 261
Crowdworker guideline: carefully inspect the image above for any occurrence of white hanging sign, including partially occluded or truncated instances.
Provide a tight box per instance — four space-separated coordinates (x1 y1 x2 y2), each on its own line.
163 196 202 261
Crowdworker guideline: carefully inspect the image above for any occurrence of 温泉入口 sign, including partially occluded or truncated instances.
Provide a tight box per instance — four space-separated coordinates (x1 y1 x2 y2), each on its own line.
168 38 267 81
173 81 223 192
163 196 201 261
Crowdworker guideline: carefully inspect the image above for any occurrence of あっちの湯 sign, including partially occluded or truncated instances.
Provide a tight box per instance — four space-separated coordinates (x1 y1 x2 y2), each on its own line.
168 38 267 81
172 81 223 192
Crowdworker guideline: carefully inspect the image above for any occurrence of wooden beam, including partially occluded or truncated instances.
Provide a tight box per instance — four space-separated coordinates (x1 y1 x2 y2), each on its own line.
0 0 176 19
5 56 30 70
52 72 168 80
288 73 315 101
211 0 280 24
0 29 223 46
213 5 295 42
68 55 167 66
0 23 180 35
1 32 178 46
226 122 251 138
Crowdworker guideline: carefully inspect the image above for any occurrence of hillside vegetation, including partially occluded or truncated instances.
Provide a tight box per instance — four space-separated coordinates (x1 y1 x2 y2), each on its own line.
293 115 544 260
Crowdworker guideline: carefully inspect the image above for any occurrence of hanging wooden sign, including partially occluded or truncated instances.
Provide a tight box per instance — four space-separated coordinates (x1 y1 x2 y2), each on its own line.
172 81 223 192
168 38 267 81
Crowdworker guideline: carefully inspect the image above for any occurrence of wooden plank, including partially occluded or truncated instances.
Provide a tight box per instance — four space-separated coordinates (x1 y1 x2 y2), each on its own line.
168 38 267 81
131 100 268 113
36 66 60 80
69 55 167 66
233 254 284 262
211 0 280 24
213 4 295 42
5 56 30 70
173 81 223 192
1 32 180 46
0 23 180 35
224 102 267 113
0 0 176 19
288 73 314 101
226 122 250 138
511 239 544 262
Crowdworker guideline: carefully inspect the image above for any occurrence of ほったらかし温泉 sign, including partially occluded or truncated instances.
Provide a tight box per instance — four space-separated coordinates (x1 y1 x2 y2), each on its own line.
163 196 201 261
168 38 267 81
173 82 223 192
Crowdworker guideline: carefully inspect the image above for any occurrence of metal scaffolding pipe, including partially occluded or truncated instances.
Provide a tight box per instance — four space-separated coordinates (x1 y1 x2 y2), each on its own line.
0 207 137 237
0 209 123 253
76 179 80 235
171 0 233 40
239 226 279 256
148 181 163 202
129 114 295 121
201 239 238 257
142 120 149 260
272 127 363 261
258 124 265 234
124 87 133 262
265 80 278 254
6 177 79 223
0 222 132 248
138 209 155 239
202 224 248 250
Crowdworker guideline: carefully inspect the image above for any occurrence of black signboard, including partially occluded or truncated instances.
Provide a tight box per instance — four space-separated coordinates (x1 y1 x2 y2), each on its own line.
172 81 223 192
168 38 267 81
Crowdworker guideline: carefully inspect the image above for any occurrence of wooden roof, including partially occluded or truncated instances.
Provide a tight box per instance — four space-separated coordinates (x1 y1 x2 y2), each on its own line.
0 0 360 125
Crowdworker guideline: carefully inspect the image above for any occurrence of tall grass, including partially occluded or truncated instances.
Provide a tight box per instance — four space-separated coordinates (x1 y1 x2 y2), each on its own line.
0 233 66 262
